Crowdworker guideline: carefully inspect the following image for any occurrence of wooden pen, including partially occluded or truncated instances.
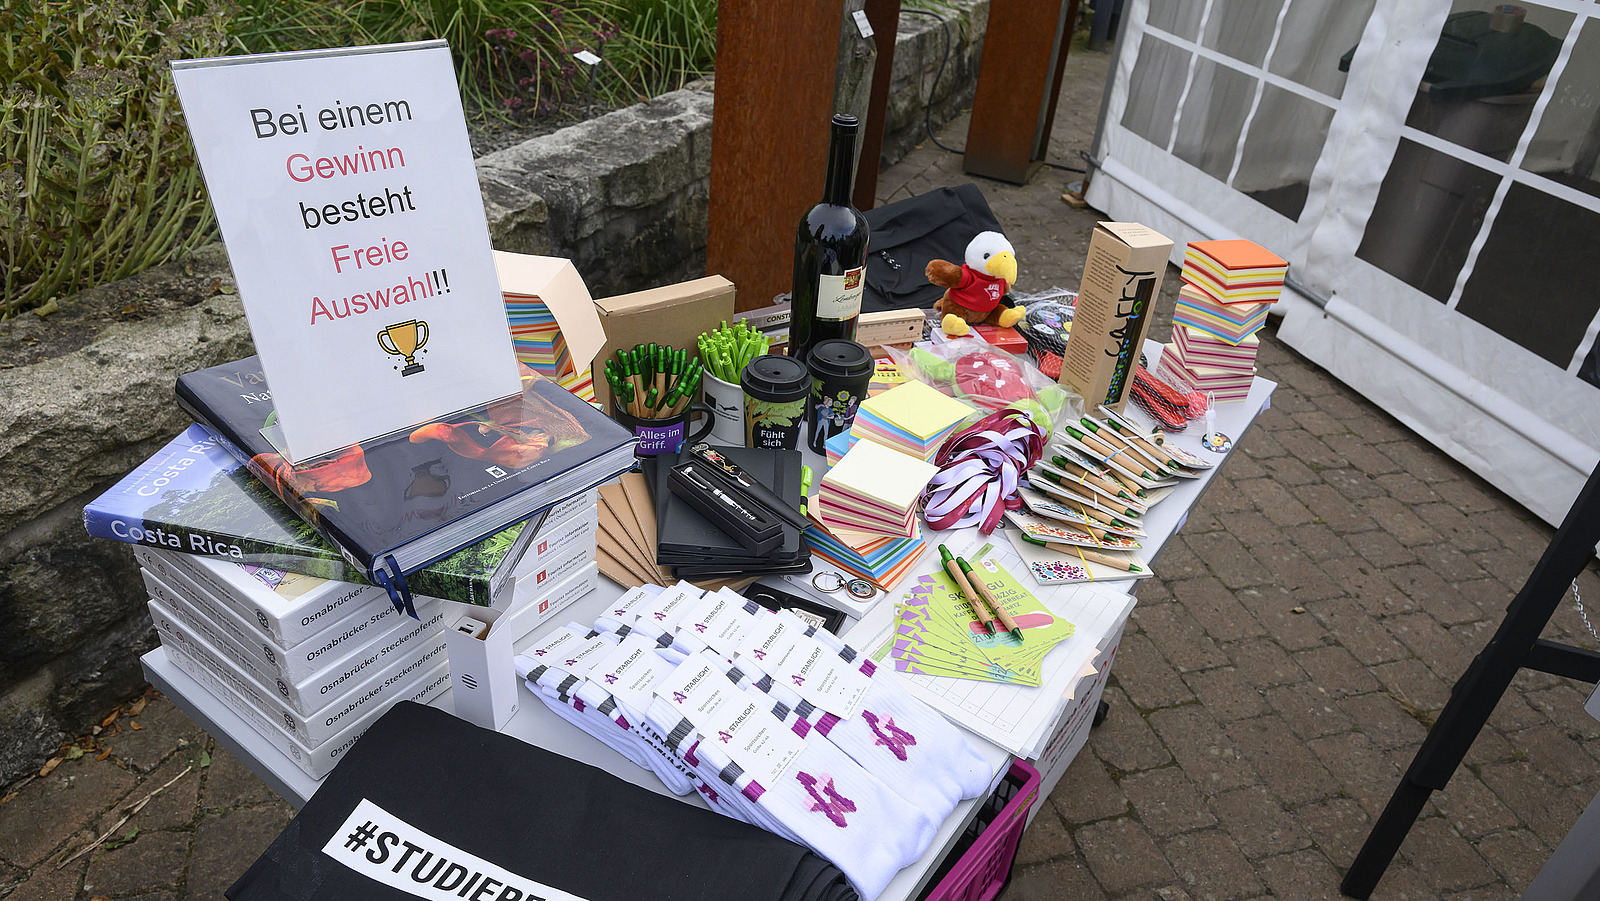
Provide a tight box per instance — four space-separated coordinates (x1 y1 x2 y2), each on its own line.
939 545 996 633
1020 533 1144 572
957 558 1022 641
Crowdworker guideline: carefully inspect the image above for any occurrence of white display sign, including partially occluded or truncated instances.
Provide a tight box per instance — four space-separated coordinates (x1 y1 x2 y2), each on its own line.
172 41 521 463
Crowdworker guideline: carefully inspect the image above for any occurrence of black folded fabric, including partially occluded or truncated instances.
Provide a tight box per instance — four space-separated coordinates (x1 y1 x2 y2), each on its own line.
861 184 1004 313
228 702 857 901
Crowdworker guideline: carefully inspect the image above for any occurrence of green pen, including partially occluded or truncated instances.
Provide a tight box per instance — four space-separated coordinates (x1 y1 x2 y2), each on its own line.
800 465 813 516
956 557 1021 641
1064 425 1158 481
1048 454 1143 502
1080 419 1170 477
1017 532 1144 572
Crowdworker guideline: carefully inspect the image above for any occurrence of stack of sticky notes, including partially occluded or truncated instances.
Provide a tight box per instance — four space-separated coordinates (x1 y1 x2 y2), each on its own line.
824 430 862 468
1158 239 1287 402
817 439 937 538
1172 284 1271 344
1182 239 1288 306
851 380 975 462
803 512 927 591
503 293 574 376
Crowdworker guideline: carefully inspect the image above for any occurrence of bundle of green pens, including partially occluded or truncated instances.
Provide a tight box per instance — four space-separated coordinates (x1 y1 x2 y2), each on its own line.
604 343 702 419
697 321 771 383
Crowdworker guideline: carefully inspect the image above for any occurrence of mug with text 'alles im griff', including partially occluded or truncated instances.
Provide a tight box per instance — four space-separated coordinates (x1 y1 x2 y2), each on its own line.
611 399 714 456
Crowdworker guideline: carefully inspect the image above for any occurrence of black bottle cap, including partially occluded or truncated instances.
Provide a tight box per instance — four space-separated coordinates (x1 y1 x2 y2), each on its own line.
805 339 874 380
741 354 810 402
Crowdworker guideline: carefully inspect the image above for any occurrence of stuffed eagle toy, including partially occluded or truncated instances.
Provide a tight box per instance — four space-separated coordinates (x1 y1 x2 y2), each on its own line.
927 231 1024 337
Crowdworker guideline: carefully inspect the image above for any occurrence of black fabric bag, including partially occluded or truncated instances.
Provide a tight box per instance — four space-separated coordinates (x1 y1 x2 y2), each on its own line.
228 702 856 901
861 184 1003 313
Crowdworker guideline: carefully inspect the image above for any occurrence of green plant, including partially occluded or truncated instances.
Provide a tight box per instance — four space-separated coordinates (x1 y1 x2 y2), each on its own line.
0 0 229 318
607 0 717 101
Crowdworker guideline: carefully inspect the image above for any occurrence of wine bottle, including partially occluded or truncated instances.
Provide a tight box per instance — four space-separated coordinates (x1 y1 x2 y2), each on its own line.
789 114 870 364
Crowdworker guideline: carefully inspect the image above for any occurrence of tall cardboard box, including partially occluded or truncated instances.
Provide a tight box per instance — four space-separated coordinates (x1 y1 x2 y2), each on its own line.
592 276 736 410
1058 223 1173 411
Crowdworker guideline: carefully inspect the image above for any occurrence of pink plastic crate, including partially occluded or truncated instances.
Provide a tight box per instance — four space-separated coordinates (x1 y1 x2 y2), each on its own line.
920 759 1042 901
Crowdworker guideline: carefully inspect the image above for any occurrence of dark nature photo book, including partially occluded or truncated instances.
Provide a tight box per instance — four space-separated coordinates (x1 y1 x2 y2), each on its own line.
85 424 549 606
174 357 634 608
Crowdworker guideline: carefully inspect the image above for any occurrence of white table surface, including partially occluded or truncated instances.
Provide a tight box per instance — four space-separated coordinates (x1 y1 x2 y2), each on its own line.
144 350 1274 901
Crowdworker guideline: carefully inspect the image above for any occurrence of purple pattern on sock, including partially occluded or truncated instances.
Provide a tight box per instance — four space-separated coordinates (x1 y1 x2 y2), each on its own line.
743 781 766 802
861 710 916 761
791 718 812 738
815 712 842 736
859 659 877 677
796 772 856 827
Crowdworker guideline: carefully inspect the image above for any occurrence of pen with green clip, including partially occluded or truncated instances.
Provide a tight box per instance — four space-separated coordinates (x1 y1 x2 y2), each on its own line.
1017 532 1144 572
1080 418 1171 477
1033 469 1142 519
800 465 814 517
1063 425 1159 481
1050 454 1146 502
1101 417 1181 470
939 545 995 633
956 557 1021 641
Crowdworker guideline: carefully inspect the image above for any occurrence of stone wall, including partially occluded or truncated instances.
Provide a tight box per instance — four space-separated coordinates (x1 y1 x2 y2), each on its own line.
0 1 989 786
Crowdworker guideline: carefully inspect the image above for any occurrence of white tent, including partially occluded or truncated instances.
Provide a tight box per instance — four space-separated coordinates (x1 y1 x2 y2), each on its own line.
1088 0 1600 526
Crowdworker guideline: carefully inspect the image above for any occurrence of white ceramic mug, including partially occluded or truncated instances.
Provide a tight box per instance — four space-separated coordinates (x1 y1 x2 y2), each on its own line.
701 372 747 446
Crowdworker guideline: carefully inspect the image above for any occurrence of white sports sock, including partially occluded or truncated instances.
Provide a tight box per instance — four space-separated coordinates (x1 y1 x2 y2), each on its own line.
646 683 939 901
800 626 992 801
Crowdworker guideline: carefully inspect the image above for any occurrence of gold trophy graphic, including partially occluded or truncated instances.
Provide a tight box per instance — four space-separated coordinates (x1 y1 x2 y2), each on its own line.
377 319 429 376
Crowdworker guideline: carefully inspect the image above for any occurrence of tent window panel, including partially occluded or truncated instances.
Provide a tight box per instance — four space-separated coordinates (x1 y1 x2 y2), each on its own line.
1265 0 1377 100
1520 19 1600 201
1201 0 1287 68
1121 35 1193 149
1173 60 1257 182
1402 4 1570 162
1454 182 1600 370
1147 0 1204 41
1356 139 1500 302
1233 87 1335 220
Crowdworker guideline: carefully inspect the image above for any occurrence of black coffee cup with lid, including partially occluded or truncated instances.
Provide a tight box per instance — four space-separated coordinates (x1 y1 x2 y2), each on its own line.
805 339 874 454
741 354 809 449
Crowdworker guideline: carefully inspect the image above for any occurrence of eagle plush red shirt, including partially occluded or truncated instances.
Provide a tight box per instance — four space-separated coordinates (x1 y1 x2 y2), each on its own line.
947 265 1009 314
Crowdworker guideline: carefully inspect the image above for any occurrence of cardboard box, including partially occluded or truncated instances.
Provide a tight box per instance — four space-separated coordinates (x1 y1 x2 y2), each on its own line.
1058 222 1173 411
592 276 735 409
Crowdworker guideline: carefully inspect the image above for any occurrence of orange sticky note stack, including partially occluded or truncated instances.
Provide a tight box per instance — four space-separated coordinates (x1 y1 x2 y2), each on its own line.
1162 239 1288 402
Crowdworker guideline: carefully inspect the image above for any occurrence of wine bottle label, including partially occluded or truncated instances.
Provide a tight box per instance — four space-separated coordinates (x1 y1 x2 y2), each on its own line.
815 267 865 321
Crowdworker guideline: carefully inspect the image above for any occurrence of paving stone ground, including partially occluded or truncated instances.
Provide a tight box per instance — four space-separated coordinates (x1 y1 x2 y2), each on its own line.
4 33 1599 901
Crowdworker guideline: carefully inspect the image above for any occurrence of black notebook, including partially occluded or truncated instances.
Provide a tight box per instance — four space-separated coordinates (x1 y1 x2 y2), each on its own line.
646 446 808 568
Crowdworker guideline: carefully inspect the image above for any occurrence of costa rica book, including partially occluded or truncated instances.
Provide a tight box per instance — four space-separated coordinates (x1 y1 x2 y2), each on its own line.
83 424 555 608
174 357 635 615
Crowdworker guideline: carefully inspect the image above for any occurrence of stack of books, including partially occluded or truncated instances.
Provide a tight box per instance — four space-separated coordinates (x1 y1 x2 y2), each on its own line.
1159 239 1287 402
850 380 975 462
816 439 936 539
803 512 928 592
86 359 634 780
